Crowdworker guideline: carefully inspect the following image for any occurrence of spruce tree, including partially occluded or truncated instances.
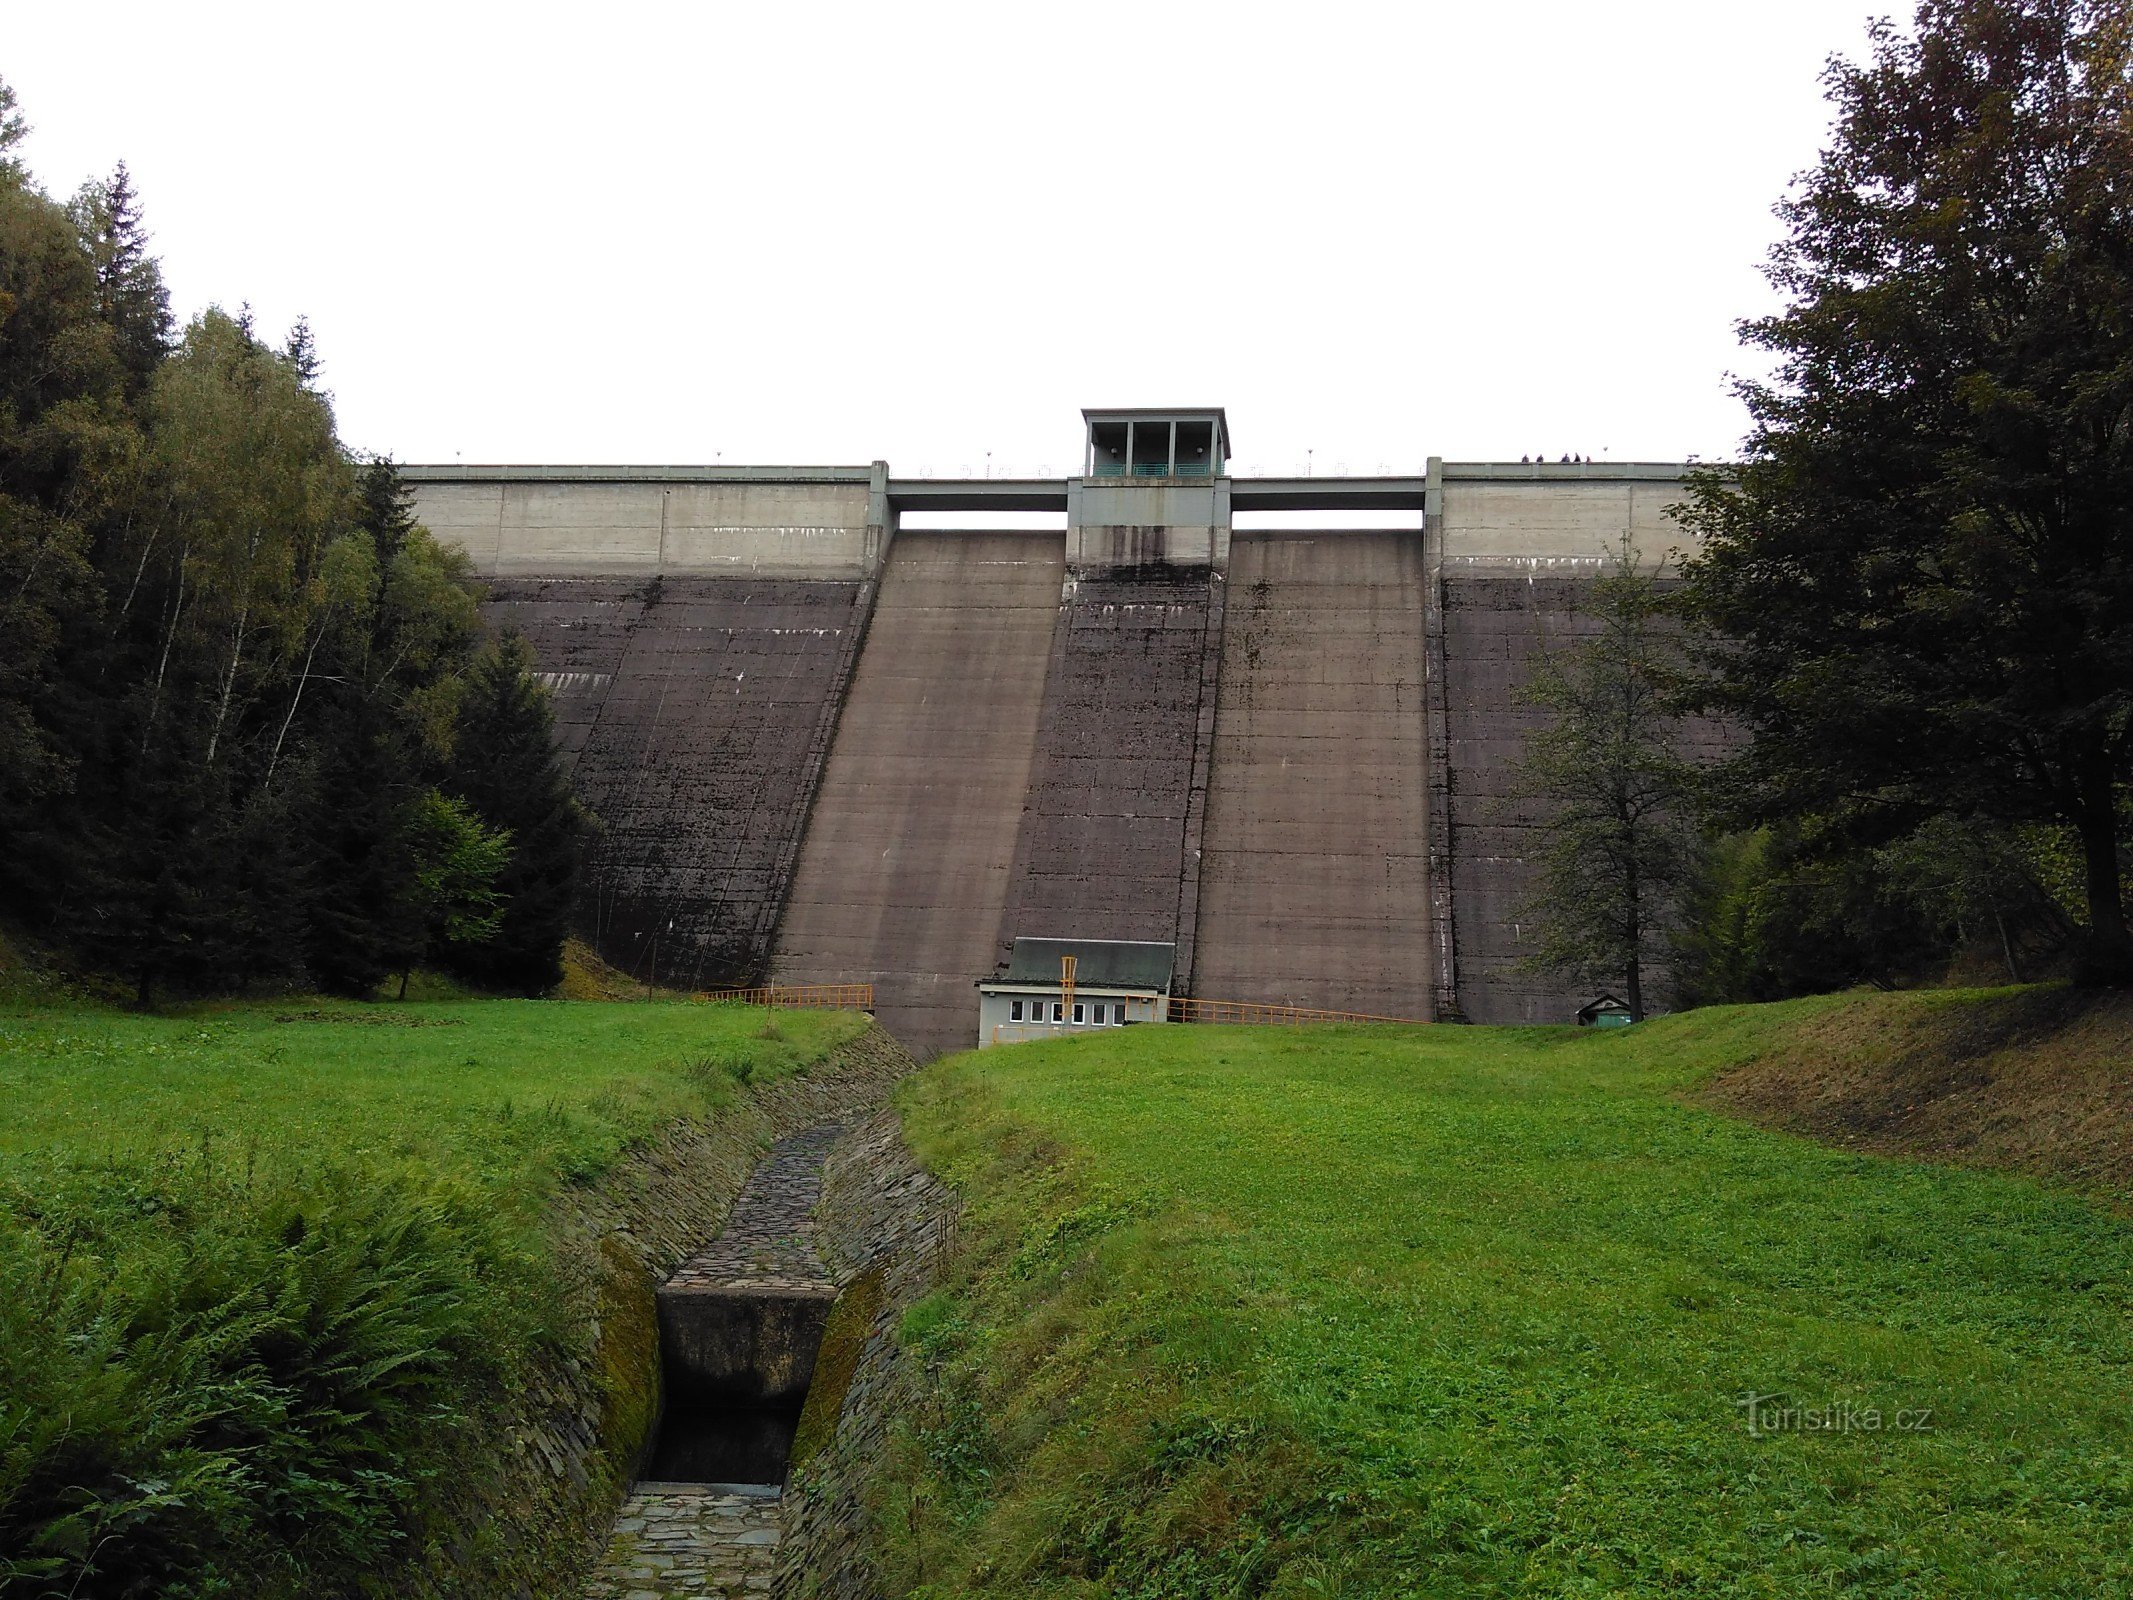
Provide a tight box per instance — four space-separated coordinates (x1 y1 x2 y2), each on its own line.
69 162 171 398
298 702 421 997
445 629 588 994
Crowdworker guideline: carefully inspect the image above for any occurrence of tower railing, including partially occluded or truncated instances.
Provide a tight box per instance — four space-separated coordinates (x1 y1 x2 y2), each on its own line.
1089 461 1220 479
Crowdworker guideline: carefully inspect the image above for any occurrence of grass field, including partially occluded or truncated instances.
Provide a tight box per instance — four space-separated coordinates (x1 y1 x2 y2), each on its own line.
892 991 2133 1598
0 997 864 1197
0 994 865 1599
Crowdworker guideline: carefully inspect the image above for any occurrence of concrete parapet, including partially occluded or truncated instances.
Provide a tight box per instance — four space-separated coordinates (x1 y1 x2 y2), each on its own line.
1435 462 1699 573
408 475 873 579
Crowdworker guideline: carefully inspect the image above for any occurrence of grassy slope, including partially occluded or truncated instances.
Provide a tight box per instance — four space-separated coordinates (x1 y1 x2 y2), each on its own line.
0 998 862 1200
892 992 2133 1598
0 996 866 1598
1697 984 2133 1207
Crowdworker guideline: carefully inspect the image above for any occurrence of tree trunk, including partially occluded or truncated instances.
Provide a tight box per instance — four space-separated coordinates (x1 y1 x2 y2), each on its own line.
203 601 249 769
1993 905 2023 986
2072 749 2132 986
1624 853 1646 1022
263 622 325 787
142 555 188 754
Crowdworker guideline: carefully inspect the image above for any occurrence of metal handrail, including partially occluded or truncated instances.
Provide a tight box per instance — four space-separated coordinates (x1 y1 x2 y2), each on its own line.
1090 461 1220 480
699 983 875 1011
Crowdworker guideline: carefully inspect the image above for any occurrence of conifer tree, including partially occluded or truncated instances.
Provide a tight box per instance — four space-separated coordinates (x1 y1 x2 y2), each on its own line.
0 78 26 180
69 162 171 396
445 629 589 993
0 93 133 907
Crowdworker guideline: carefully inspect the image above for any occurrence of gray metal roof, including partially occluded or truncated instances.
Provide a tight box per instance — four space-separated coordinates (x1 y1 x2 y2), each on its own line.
995 937 1176 992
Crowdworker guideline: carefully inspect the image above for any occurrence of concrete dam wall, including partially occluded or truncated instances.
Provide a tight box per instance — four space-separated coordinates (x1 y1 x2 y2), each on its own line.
770 532 1061 1056
1195 533 1434 1019
405 456 1700 1049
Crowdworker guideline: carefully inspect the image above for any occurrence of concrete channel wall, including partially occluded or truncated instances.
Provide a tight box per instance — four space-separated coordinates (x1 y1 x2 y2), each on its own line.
408 462 1703 1038
770 533 1063 1057
1192 532 1434 1017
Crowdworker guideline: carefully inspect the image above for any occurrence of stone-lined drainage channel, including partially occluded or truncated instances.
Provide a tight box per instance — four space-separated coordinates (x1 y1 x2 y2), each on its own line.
584 1121 850 1600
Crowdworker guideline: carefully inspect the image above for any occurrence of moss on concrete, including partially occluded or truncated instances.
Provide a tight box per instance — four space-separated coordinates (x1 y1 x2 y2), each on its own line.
596 1231 664 1478
789 1266 884 1474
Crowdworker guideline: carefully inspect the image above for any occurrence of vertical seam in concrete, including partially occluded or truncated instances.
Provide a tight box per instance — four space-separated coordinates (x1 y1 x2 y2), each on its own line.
1423 460 1464 1021
1173 567 1226 997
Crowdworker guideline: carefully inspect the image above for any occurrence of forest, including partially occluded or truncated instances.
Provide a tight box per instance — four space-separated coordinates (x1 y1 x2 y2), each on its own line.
0 80 586 1004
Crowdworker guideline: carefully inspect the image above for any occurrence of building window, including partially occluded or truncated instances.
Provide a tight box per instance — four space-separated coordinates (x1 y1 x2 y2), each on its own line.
1052 1001 1064 1022
1112 1003 1127 1024
1072 1003 1086 1024
1092 1003 1108 1024
1010 999 1024 1022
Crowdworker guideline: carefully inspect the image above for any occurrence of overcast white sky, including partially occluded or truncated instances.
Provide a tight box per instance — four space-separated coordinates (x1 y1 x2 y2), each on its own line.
8 1 1883 476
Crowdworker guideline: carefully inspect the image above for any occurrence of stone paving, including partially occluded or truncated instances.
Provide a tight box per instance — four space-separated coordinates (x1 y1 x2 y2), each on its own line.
665 1120 847 1294
583 1483 782 1600
582 1122 851 1600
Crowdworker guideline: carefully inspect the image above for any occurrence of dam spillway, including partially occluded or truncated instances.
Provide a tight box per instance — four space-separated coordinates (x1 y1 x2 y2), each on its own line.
770 532 1063 1056
407 418 1705 1044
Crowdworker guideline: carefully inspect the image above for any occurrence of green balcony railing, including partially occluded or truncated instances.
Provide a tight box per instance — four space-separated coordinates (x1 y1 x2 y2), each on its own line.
1091 460 1220 479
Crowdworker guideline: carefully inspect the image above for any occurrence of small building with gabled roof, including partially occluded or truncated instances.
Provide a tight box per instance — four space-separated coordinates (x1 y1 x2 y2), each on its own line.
977 936 1175 1047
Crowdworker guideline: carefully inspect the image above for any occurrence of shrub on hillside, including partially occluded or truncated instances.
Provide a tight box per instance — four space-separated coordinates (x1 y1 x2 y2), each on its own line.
0 1155 512 1598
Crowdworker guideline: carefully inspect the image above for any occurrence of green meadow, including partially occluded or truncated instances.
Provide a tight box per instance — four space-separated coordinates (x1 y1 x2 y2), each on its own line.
0 998 863 1195
892 994 2133 1597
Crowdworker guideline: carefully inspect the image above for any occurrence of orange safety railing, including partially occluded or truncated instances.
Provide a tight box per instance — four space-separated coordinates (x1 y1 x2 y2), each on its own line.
1168 997 1431 1027
698 983 874 1011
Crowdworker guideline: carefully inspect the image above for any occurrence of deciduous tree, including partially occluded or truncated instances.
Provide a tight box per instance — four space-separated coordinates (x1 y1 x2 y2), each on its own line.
1680 0 2133 982
1511 539 1697 1021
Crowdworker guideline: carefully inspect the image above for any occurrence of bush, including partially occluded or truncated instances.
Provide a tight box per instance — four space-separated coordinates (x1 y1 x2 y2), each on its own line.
0 1154 509 1598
